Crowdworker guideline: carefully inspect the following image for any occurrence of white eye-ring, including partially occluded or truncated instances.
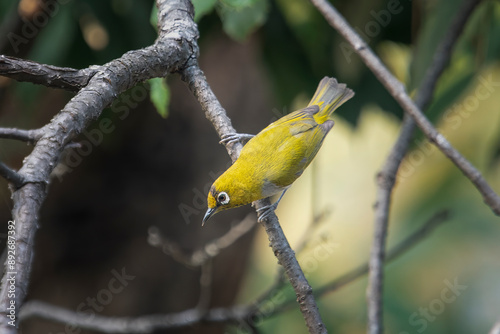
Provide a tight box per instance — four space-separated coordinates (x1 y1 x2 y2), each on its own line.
217 192 230 205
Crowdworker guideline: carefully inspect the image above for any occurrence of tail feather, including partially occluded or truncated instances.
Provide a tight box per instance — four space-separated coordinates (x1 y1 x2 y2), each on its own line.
308 77 354 124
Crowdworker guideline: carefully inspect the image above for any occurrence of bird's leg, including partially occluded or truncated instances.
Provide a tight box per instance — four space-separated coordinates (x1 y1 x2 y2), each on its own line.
219 133 255 146
256 189 288 222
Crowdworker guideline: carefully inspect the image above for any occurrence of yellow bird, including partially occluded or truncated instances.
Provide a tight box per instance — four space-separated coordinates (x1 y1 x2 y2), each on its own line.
203 77 354 224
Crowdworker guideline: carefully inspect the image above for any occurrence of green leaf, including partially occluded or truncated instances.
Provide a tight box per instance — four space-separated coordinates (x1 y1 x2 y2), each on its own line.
218 0 268 41
150 4 158 31
149 77 170 118
192 0 217 21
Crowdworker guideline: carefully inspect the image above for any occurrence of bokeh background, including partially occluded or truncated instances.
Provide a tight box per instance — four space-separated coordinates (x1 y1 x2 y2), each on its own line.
0 0 500 333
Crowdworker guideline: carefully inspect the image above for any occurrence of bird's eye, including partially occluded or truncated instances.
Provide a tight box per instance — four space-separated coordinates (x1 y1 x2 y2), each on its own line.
217 192 230 205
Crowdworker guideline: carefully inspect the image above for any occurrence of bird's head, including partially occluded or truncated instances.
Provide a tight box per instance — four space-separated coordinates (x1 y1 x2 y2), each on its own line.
203 175 253 225
203 185 232 225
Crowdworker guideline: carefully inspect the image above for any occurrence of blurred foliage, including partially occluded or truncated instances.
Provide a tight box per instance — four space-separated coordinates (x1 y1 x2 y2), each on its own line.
217 0 269 41
148 77 170 118
240 64 500 334
193 0 269 40
148 6 171 117
1 0 500 333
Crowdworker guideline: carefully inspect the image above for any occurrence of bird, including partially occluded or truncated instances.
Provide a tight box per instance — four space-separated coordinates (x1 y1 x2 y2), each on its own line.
203 77 354 225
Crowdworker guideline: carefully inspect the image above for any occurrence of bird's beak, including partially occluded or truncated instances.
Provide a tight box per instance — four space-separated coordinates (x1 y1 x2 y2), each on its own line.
202 207 217 226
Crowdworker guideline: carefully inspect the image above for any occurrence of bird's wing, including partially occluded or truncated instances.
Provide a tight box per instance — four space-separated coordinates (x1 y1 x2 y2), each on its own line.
260 110 330 189
264 106 319 129
238 105 331 193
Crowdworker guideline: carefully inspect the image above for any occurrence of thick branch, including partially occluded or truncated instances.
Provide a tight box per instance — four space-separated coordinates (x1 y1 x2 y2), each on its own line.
181 60 327 333
0 55 99 91
0 1 199 332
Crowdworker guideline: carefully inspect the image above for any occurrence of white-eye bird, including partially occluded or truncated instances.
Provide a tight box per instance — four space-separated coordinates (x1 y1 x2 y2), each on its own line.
203 77 354 224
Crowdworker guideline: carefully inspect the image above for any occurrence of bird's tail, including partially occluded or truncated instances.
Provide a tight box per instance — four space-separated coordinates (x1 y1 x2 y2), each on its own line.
308 77 354 124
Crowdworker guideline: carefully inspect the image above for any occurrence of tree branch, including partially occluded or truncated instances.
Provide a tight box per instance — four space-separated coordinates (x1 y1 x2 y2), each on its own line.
0 162 24 188
0 0 200 332
148 213 256 267
317 210 450 298
367 0 483 333
256 199 326 334
2 1 325 332
0 128 41 143
19 300 249 333
0 55 99 92
19 211 449 333
309 0 489 333
181 64 242 162
309 0 500 220
260 210 450 318
181 56 327 334
252 209 331 309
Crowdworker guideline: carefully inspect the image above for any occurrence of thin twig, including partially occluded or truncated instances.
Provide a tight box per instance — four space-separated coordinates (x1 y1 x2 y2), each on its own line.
0 162 24 188
309 0 500 220
257 198 327 333
19 300 250 333
19 211 449 333
370 0 482 332
148 213 256 267
0 127 41 143
181 60 327 334
318 210 450 297
196 260 213 312
262 210 450 317
181 64 242 162
0 55 99 91
309 0 487 333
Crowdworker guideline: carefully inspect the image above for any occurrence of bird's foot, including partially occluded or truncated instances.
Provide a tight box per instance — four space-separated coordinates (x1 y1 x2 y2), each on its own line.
256 202 279 222
256 189 287 222
219 133 255 145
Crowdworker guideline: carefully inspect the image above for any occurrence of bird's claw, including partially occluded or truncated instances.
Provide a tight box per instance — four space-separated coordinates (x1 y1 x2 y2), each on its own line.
219 133 255 145
256 189 287 222
256 203 278 222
